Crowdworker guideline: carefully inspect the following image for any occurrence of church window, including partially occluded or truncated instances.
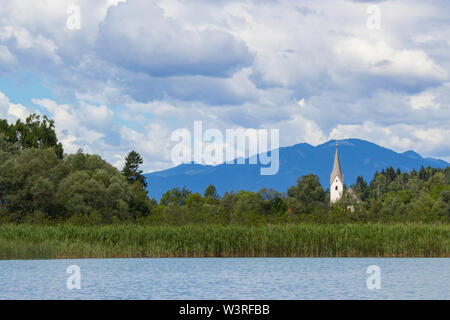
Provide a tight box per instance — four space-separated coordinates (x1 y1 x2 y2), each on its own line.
335 186 338 190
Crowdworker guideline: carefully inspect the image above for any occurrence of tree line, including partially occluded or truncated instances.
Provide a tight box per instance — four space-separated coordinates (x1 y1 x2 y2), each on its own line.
0 115 448 225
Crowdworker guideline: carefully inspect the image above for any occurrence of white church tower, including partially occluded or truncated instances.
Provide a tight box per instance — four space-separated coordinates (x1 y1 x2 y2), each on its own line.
330 141 344 204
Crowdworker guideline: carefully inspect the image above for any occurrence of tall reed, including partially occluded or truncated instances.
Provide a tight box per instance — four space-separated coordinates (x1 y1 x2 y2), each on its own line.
0 224 448 259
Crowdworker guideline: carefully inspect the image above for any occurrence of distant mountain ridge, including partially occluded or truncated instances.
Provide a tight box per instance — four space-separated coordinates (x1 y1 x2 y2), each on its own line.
144 138 449 200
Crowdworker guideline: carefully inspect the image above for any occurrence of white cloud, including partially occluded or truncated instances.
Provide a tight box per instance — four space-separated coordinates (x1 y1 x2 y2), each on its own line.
29 96 179 172
334 38 447 83
410 93 439 110
0 91 32 123
329 121 450 160
96 0 252 78
0 0 449 168
32 98 106 154
7 103 28 121
0 45 17 69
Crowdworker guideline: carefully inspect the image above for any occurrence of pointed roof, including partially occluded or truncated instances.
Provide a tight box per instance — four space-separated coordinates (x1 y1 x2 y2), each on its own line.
330 141 343 185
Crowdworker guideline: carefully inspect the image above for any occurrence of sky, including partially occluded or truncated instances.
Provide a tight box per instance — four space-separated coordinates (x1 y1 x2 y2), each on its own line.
0 0 449 172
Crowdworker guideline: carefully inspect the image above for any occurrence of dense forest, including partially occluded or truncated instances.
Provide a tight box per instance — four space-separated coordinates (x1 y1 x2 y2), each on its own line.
0 115 449 225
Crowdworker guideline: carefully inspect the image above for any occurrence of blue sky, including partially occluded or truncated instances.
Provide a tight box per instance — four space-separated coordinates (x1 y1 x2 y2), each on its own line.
0 0 449 171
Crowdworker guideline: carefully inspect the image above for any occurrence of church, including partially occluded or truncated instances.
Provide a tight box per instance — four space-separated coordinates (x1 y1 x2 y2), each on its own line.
330 141 362 207
330 142 344 203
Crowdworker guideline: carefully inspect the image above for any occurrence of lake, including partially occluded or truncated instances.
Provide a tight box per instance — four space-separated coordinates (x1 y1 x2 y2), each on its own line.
0 258 448 299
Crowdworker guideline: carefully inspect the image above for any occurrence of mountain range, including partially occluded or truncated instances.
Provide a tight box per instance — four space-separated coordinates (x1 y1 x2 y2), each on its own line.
144 138 449 200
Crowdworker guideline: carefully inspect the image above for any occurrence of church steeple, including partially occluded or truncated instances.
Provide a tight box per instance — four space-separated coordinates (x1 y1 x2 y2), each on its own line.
330 141 343 186
330 140 344 203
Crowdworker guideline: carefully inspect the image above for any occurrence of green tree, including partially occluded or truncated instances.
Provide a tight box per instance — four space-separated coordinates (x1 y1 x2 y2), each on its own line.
370 172 388 200
122 150 147 189
439 190 450 204
257 188 287 214
353 176 369 200
14 114 64 158
204 185 220 200
160 187 191 206
287 174 325 214
129 182 153 218
0 148 68 221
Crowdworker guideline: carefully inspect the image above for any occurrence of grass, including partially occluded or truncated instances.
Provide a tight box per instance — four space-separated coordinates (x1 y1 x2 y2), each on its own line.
0 223 448 259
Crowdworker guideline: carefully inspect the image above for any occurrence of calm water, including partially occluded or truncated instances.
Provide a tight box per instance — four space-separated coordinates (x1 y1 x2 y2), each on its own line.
0 258 448 299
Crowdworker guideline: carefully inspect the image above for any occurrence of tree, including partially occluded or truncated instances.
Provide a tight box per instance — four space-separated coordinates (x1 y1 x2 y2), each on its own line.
353 176 369 200
122 151 147 189
129 182 153 218
287 174 325 214
204 185 220 200
257 188 287 214
160 187 191 206
370 172 388 200
0 114 64 158
15 114 64 158
0 148 65 221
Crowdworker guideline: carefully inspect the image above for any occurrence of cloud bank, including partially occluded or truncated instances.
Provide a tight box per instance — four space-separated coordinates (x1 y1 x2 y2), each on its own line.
0 0 449 170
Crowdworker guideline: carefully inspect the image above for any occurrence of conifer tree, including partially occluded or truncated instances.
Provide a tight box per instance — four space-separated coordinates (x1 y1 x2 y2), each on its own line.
122 150 147 189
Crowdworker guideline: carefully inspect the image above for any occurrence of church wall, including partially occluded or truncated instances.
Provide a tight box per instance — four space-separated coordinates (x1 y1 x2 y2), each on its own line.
330 176 343 203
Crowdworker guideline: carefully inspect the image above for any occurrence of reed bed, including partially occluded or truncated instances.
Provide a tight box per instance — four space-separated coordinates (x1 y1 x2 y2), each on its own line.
0 223 448 259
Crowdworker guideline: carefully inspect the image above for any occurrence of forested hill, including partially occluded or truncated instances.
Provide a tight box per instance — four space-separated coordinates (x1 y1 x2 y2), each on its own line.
145 139 449 200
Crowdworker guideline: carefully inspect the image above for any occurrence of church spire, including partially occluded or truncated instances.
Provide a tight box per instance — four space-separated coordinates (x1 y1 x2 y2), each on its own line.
330 140 343 186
